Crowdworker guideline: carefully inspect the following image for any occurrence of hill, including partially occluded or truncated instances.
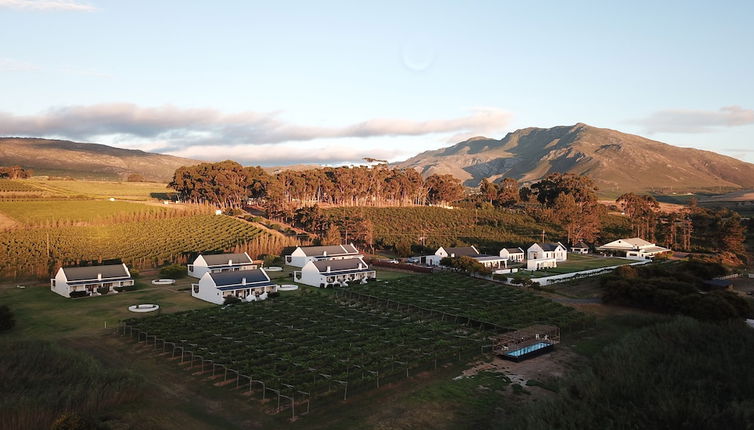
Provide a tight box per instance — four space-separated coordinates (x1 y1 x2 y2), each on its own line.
396 123 754 192
0 137 199 181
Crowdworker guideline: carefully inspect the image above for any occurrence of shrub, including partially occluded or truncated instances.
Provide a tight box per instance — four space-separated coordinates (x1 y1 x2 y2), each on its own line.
96 286 110 295
69 291 89 298
159 264 187 279
0 305 15 331
262 254 284 267
223 296 242 305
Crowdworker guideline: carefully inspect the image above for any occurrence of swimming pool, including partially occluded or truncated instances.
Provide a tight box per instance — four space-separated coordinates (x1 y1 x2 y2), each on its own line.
505 342 552 358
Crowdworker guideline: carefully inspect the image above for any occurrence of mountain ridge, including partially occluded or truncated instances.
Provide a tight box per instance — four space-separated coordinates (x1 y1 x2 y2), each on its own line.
396 123 754 192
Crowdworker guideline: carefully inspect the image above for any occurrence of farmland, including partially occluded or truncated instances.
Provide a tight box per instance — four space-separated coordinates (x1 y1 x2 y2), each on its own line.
340 273 593 332
324 206 562 251
0 200 172 227
0 179 40 192
0 215 295 279
123 292 493 417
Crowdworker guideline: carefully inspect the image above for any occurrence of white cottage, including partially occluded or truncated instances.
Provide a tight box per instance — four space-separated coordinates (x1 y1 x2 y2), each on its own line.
285 244 362 267
192 269 277 304
188 252 257 278
499 247 525 263
294 258 376 288
51 263 133 298
423 246 508 268
596 238 670 259
571 241 590 254
527 242 568 262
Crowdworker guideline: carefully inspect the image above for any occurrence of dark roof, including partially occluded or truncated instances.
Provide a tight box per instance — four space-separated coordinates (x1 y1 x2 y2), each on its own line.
300 244 359 257
62 264 129 281
312 258 369 273
446 247 479 257
539 243 564 251
209 269 270 287
572 242 589 249
505 247 524 254
201 253 252 266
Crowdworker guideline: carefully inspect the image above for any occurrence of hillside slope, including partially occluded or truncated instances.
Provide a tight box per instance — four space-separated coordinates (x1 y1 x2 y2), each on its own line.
0 137 199 181
396 123 754 192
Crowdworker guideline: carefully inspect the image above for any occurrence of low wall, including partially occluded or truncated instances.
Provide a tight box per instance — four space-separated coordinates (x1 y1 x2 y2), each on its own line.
529 260 651 286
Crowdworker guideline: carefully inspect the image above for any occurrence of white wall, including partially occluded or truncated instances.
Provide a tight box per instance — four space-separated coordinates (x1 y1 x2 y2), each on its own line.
50 268 70 298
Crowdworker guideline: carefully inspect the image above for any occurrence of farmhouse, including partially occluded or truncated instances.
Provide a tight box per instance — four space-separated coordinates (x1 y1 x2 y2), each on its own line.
571 241 590 254
422 246 508 268
192 269 277 304
527 242 568 262
51 263 133 298
188 252 257 278
596 238 670 259
285 244 362 267
499 247 525 262
294 258 376 288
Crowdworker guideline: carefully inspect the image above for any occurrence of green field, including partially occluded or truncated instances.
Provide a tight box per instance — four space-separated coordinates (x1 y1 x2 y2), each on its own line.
525 253 635 278
0 215 294 279
341 273 593 331
0 200 171 226
29 179 173 200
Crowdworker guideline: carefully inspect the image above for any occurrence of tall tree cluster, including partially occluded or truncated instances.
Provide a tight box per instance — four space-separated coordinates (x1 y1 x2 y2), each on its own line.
531 173 602 244
0 166 32 179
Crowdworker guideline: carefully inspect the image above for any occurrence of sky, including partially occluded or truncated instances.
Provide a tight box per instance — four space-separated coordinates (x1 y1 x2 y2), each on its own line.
1 0 753 165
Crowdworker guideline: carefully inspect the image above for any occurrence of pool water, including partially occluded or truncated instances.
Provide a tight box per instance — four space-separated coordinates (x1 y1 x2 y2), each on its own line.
505 342 552 357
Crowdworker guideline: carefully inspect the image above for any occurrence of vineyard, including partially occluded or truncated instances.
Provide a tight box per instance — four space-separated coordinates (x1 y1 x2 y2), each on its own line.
0 215 297 279
0 179 40 192
338 273 593 332
323 206 562 251
0 200 172 227
123 293 492 418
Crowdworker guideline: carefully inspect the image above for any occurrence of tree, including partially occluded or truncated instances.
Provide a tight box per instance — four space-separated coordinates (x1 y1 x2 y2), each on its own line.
0 165 32 179
497 177 520 207
322 224 342 245
616 193 660 240
426 174 464 205
126 173 145 182
479 179 498 204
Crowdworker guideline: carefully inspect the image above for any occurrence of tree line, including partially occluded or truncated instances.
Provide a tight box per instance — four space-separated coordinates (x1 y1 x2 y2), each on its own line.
0 166 32 179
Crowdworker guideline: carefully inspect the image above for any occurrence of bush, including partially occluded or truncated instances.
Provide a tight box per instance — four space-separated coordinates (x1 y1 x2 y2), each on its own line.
69 291 89 298
223 296 242 305
262 254 284 267
96 286 110 295
159 264 187 279
0 305 15 331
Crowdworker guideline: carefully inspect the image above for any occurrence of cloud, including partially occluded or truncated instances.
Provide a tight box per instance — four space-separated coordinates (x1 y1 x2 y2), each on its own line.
0 0 96 11
0 103 512 164
633 106 754 134
0 57 40 72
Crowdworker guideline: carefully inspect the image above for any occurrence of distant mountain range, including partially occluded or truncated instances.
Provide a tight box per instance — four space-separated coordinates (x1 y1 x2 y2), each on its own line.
3 124 754 192
396 123 754 192
0 137 199 181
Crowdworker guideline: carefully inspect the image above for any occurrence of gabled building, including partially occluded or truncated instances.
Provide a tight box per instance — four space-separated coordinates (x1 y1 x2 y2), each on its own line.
51 263 133 298
596 238 670 259
188 252 257 278
423 246 508 268
570 241 590 254
499 247 525 262
527 242 568 262
285 244 362 267
192 269 276 304
294 258 376 288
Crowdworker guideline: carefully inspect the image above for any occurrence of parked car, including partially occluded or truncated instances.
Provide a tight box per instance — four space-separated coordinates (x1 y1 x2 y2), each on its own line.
387 259 400 264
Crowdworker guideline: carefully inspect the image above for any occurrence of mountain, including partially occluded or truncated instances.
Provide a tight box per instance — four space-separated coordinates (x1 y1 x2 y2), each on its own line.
0 137 200 182
396 123 754 192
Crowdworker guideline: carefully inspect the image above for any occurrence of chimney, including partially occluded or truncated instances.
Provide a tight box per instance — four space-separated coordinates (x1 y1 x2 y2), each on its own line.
327 266 331 273
242 277 246 285
323 251 327 256
228 259 233 265
97 273 102 280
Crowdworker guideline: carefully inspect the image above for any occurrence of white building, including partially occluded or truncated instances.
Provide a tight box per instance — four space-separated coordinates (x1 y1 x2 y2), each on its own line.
192 269 277 304
526 258 557 271
571 241 590 254
596 238 670 260
294 258 376 288
285 244 362 267
422 246 509 268
499 247 525 262
188 252 257 278
51 263 133 298
527 242 568 262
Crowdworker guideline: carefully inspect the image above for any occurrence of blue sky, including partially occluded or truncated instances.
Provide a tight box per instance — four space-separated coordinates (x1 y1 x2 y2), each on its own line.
1 0 753 165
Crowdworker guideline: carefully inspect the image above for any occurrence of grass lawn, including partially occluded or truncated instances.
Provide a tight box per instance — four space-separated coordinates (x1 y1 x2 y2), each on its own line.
520 253 634 278
0 279 212 340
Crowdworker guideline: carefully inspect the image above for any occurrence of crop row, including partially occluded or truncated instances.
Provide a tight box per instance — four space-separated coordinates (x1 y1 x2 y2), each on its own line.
124 293 491 412
0 179 39 192
0 215 291 279
341 273 594 332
